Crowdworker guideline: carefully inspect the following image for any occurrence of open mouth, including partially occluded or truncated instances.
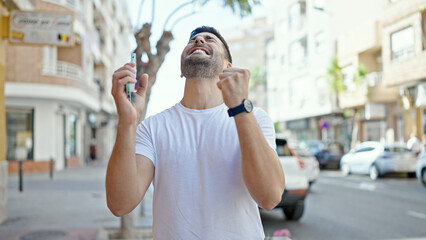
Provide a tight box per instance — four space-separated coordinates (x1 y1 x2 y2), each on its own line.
189 47 210 55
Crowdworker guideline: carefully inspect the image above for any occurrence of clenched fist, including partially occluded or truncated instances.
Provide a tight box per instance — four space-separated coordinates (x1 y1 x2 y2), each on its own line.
217 67 250 108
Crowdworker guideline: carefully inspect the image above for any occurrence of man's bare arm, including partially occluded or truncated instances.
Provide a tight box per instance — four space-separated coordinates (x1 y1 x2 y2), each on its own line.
106 63 153 216
217 67 285 210
105 123 154 217
234 113 285 210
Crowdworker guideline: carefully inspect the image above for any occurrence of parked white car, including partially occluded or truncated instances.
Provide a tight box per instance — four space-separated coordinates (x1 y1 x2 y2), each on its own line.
293 147 320 186
274 138 309 221
416 149 426 187
340 141 417 180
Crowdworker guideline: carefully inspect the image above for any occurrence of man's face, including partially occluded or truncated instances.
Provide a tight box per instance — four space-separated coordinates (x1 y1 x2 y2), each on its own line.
180 32 228 79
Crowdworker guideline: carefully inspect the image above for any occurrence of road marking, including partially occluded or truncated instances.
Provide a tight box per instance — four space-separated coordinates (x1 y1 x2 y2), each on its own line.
358 182 376 191
406 210 426 220
319 178 380 192
387 238 426 240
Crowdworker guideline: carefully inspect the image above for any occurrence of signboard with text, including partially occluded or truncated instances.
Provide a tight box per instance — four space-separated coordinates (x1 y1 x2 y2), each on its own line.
9 11 73 47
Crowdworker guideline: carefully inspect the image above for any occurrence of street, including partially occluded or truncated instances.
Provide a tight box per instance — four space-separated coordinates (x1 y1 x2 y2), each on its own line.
261 171 426 240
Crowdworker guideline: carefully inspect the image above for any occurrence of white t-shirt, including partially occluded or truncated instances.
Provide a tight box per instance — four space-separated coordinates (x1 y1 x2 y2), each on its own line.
135 102 276 240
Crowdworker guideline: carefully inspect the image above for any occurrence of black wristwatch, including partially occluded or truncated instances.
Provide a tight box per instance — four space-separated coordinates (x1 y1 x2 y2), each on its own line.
227 99 253 117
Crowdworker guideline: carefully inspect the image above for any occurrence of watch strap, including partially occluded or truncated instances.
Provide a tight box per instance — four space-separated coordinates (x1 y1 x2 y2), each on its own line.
227 101 247 117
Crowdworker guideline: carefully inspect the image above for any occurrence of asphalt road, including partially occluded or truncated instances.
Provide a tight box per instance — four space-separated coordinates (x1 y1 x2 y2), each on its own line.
261 170 426 240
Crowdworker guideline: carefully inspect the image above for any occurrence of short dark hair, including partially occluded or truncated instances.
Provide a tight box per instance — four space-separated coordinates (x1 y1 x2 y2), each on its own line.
189 26 232 63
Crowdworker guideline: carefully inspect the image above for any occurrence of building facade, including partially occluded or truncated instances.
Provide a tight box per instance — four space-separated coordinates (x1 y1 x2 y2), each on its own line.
268 0 386 149
224 17 273 111
4 0 133 173
381 0 426 142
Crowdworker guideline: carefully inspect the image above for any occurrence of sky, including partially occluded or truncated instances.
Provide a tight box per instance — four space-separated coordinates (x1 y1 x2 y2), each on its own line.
126 0 272 117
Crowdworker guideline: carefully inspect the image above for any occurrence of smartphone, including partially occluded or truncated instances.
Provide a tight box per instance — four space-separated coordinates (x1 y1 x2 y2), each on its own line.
126 53 137 102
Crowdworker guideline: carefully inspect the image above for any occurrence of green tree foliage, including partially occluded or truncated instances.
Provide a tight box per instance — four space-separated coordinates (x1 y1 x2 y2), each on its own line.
353 63 366 86
249 65 266 89
199 0 261 17
327 57 344 94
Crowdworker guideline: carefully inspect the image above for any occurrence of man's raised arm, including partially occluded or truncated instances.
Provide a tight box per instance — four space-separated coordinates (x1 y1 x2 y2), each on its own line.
105 64 154 216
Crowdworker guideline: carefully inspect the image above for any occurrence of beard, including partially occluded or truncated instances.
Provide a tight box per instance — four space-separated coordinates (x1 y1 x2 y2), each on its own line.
181 52 223 79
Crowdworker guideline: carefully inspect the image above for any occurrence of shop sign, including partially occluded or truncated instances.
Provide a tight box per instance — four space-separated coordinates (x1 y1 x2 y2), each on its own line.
9 11 73 46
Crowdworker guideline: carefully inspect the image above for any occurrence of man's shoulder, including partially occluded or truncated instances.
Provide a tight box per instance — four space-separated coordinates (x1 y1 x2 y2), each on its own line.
144 104 179 122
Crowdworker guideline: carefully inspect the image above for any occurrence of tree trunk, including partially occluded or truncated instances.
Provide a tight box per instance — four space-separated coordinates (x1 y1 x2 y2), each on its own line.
119 212 134 239
119 23 173 239
351 110 359 149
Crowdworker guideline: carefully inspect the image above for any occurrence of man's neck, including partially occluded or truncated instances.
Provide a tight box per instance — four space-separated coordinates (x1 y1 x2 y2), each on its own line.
180 77 223 110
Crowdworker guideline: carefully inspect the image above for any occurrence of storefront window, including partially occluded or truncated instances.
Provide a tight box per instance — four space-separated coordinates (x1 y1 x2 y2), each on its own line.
6 109 34 160
69 114 77 156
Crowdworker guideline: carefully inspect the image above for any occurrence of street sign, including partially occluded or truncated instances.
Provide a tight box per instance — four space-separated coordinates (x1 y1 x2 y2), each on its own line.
9 10 73 46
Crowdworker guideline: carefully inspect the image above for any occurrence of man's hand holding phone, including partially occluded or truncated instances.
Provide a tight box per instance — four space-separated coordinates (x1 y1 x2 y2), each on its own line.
111 62 149 126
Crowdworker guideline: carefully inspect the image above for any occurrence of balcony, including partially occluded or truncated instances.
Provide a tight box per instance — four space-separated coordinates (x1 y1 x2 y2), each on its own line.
337 21 381 61
42 61 82 81
339 72 398 109
42 0 80 12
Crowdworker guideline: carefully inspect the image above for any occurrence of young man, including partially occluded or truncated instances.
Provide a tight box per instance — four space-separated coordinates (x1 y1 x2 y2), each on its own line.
106 26 285 239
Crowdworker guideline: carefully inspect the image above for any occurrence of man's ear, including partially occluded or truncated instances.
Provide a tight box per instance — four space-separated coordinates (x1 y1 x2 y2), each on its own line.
223 61 232 69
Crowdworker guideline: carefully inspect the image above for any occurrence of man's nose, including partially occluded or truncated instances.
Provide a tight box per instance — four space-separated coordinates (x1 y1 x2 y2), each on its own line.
194 36 205 44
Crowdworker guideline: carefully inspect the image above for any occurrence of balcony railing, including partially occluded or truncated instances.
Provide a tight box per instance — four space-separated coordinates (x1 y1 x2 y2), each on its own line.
364 71 383 87
42 61 83 81
42 0 80 11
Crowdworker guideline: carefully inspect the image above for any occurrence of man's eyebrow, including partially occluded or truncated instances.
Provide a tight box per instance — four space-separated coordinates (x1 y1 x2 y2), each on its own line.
190 34 217 41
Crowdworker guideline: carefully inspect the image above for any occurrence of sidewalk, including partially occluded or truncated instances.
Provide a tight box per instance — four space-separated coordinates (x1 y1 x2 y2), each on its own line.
0 161 153 240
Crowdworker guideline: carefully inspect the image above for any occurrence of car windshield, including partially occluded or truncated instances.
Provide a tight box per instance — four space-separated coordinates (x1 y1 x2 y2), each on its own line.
276 144 292 157
384 147 411 152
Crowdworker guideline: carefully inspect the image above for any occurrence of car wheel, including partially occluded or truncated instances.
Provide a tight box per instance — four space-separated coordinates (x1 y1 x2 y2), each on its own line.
369 164 379 180
341 163 350 176
283 202 304 221
422 169 426 187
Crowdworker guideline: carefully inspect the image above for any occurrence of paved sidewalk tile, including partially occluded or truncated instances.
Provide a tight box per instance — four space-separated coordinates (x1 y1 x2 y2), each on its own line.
0 163 153 239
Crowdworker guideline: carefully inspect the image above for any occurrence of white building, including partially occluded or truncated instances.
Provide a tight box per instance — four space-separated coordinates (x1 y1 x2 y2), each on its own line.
224 17 273 111
268 0 385 147
5 0 133 172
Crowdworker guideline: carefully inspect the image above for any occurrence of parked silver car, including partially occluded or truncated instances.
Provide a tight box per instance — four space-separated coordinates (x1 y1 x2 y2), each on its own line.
416 149 426 187
340 141 417 180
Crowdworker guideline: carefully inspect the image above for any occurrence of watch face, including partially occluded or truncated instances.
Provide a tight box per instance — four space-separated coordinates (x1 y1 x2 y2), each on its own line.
243 99 253 112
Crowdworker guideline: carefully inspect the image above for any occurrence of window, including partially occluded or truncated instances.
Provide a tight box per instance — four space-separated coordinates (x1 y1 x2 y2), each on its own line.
355 147 375 153
341 65 355 91
6 109 34 160
391 26 414 60
276 144 292 157
289 36 308 68
314 32 326 53
384 147 410 152
245 41 257 49
69 114 77 156
288 0 306 30
313 0 325 10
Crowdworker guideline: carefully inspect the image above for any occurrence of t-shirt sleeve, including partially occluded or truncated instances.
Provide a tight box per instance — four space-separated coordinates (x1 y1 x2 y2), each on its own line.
135 121 156 166
253 108 276 150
